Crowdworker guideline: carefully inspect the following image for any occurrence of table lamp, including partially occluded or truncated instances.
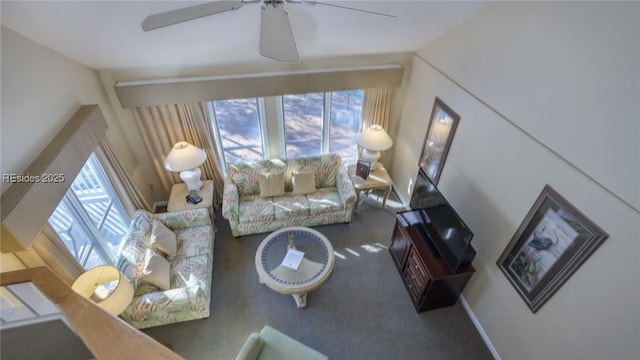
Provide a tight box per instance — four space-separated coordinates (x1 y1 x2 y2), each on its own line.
164 141 207 192
71 265 134 316
356 125 393 170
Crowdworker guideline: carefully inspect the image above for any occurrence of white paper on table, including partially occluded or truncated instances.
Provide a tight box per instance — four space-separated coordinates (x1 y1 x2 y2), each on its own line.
281 248 305 270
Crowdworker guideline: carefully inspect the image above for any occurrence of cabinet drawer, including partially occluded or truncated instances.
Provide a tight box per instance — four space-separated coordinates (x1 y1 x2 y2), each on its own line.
403 268 422 301
402 248 431 302
406 248 430 288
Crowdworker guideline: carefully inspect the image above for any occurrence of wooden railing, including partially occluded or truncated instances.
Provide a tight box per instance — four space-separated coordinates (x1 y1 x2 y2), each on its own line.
1 267 183 360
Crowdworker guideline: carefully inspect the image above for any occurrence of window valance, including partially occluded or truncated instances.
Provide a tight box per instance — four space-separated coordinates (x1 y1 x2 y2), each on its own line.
114 64 404 108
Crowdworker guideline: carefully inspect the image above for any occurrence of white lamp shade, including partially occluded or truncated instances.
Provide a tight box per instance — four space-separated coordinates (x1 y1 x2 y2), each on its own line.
72 265 134 316
164 142 207 172
356 125 393 151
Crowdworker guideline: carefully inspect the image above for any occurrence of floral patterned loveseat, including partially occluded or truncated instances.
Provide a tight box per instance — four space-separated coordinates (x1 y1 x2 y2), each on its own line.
222 154 357 237
116 208 213 328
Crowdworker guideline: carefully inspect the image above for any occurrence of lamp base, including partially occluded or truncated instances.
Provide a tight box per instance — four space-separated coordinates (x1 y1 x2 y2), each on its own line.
361 149 381 170
180 168 203 192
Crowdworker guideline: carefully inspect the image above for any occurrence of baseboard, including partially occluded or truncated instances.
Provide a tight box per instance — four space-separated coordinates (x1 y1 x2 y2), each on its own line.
460 295 501 360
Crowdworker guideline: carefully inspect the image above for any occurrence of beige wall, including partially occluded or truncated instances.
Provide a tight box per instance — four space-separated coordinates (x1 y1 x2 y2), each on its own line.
391 2 639 359
0 27 139 263
1 27 138 195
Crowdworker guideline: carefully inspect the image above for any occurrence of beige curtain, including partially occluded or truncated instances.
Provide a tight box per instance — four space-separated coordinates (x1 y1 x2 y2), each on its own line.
95 137 152 217
133 103 224 207
360 88 394 162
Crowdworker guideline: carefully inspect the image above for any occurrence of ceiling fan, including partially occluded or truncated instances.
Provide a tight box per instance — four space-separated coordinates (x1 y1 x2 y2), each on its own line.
142 0 395 63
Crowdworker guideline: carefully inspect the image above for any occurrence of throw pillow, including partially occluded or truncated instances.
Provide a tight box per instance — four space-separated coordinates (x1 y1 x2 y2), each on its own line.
292 169 316 195
142 249 171 290
258 170 285 198
151 219 177 258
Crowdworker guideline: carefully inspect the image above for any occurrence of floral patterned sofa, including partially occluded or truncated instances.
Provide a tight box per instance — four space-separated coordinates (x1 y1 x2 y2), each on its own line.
222 154 357 237
116 208 213 329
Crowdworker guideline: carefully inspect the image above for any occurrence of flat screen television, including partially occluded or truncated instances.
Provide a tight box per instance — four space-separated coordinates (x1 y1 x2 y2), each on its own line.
409 169 475 273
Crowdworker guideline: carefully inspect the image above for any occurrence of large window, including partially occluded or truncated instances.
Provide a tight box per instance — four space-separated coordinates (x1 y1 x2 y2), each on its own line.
328 90 364 163
282 93 324 157
209 98 265 169
208 90 364 169
48 154 129 269
283 90 363 164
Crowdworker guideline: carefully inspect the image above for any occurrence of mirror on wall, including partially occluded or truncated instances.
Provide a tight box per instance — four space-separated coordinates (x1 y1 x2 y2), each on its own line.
418 97 461 185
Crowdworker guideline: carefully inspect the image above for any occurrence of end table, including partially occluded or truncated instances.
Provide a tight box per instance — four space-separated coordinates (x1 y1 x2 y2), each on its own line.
347 163 394 211
167 180 216 228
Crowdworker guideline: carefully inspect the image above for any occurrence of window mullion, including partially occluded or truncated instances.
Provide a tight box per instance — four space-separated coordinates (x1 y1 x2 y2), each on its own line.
257 97 270 158
96 201 114 231
322 92 331 154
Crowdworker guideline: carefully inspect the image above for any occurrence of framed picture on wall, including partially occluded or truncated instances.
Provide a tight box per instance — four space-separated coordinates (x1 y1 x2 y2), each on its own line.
497 185 608 313
418 97 460 184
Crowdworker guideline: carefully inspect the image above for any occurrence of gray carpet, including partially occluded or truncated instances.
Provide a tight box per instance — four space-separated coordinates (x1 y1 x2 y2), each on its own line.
143 194 493 360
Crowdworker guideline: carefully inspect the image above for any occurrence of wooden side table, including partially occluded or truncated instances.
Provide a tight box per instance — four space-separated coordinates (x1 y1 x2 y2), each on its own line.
347 163 394 211
167 180 215 228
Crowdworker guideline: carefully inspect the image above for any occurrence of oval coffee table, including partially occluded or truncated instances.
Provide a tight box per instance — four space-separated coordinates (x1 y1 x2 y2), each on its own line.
255 227 335 308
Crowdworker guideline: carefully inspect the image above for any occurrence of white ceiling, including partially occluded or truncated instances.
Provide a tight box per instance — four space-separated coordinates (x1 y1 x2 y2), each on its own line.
1 1 489 70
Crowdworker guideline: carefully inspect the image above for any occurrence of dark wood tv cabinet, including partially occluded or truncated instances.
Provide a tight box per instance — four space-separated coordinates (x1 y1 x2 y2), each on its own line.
389 214 475 312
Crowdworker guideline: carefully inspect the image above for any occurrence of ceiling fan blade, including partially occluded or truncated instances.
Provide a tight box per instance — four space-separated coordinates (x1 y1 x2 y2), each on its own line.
297 0 396 18
260 2 300 62
142 1 244 31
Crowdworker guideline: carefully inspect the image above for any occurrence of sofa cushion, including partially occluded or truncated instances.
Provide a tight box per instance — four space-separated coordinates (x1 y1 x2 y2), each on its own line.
292 169 316 195
239 195 276 223
306 187 345 215
142 249 171 290
171 254 211 289
259 170 285 198
273 194 310 219
174 226 212 259
151 219 177 258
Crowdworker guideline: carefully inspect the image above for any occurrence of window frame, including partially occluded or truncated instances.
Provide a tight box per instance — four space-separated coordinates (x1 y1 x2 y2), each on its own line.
48 153 130 269
281 90 363 163
208 89 364 169
208 98 268 170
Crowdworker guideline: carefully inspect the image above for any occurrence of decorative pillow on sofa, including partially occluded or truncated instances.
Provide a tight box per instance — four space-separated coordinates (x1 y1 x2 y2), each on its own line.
151 219 177 258
258 170 285 198
142 249 171 290
292 169 316 195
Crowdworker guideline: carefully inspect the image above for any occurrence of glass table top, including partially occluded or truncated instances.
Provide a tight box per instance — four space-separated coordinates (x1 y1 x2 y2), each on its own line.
258 227 332 286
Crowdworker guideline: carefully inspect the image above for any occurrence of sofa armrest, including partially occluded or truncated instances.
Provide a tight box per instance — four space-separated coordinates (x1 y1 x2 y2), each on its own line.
258 326 329 360
235 333 264 360
222 181 240 224
154 208 211 230
122 285 209 328
336 165 357 207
